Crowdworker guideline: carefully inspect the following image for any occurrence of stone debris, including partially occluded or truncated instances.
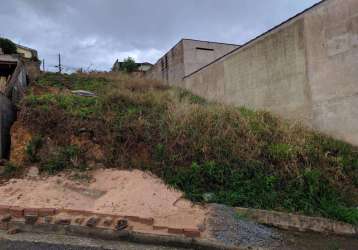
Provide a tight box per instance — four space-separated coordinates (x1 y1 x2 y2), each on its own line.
115 219 128 231
71 90 97 97
24 214 38 225
44 216 53 224
103 218 114 227
55 218 71 225
0 215 11 223
207 204 284 249
7 227 20 235
74 217 85 225
86 217 99 228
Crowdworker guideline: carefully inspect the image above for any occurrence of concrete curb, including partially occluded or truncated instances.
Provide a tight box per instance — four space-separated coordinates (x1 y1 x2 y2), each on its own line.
0 205 241 249
236 207 358 237
3 221 240 250
0 205 201 238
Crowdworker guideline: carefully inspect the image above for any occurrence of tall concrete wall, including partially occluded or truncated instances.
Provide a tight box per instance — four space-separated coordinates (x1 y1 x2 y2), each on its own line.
0 94 15 159
184 0 358 145
182 40 238 77
146 41 185 86
304 0 358 144
146 39 239 87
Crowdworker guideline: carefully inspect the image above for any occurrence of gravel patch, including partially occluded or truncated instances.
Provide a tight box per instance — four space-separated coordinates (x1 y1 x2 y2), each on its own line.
207 204 285 249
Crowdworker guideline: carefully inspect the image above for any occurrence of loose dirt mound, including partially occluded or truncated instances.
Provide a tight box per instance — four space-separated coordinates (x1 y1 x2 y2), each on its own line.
0 169 207 230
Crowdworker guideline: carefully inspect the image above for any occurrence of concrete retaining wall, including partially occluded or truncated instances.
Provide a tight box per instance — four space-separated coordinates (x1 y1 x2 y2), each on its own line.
183 0 358 145
0 94 15 159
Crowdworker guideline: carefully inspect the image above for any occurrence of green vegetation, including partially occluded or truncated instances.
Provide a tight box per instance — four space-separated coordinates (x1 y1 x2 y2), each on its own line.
39 145 86 174
25 93 101 119
1 162 18 178
17 72 358 225
26 135 43 162
111 57 139 73
37 72 110 92
0 37 17 54
120 57 139 73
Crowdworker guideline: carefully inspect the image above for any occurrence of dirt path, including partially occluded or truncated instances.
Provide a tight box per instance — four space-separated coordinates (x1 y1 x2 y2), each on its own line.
0 169 207 233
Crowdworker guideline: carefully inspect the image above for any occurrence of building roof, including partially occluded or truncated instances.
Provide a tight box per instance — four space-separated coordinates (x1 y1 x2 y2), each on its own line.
15 43 37 53
0 54 19 64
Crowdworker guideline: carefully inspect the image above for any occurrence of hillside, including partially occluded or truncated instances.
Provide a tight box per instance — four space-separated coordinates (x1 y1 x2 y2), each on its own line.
5 72 358 225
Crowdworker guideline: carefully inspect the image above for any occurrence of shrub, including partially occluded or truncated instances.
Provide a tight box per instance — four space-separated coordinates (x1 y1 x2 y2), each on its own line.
120 57 139 73
39 145 86 174
26 135 43 162
0 37 17 54
267 143 296 161
1 162 18 178
166 161 358 224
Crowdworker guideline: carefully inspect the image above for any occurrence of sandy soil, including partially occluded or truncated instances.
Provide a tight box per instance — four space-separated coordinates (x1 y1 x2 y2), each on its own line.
0 169 207 230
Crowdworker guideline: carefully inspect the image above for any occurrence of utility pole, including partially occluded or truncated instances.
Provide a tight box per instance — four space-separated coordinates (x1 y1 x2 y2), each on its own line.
42 59 45 72
58 53 62 73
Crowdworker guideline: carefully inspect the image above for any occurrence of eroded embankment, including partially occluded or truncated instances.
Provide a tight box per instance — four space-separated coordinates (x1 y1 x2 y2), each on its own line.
0 169 206 233
5 72 358 226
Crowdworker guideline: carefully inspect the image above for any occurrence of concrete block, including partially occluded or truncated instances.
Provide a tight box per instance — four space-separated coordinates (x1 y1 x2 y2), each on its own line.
38 208 57 217
24 208 39 216
124 215 154 225
9 207 24 218
0 205 10 215
168 227 183 235
183 228 201 238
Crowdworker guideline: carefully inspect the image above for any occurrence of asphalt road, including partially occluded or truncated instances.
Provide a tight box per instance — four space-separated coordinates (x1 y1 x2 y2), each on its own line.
0 240 104 250
0 231 188 250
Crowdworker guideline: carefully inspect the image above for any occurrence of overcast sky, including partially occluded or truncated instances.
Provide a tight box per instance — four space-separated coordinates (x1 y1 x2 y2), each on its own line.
1 0 321 72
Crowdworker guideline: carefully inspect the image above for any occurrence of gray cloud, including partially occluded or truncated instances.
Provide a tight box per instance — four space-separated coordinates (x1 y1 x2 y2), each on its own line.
1 0 320 71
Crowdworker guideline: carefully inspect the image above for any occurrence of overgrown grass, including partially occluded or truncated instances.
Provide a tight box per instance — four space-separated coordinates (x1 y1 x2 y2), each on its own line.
39 145 87 174
17 72 358 225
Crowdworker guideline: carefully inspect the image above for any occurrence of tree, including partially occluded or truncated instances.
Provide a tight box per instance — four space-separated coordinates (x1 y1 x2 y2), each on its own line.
0 37 17 55
121 57 138 73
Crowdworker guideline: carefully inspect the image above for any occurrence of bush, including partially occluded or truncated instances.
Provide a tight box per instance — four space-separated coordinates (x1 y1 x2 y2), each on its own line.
39 145 86 174
26 135 43 162
120 57 139 73
166 161 358 225
1 163 18 178
0 37 17 54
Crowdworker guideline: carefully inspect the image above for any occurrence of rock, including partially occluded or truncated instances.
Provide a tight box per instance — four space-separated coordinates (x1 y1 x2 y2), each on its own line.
207 204 283 249
86 217 99 228
7 227 20 235
25 214 38 225
103 218 114 227
55 218 71 225
71 90 97 97
115 219 128 231
44 216 53 224
27 166 39 178
203 193 216 202
1 215 11 223
74 217 85 225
